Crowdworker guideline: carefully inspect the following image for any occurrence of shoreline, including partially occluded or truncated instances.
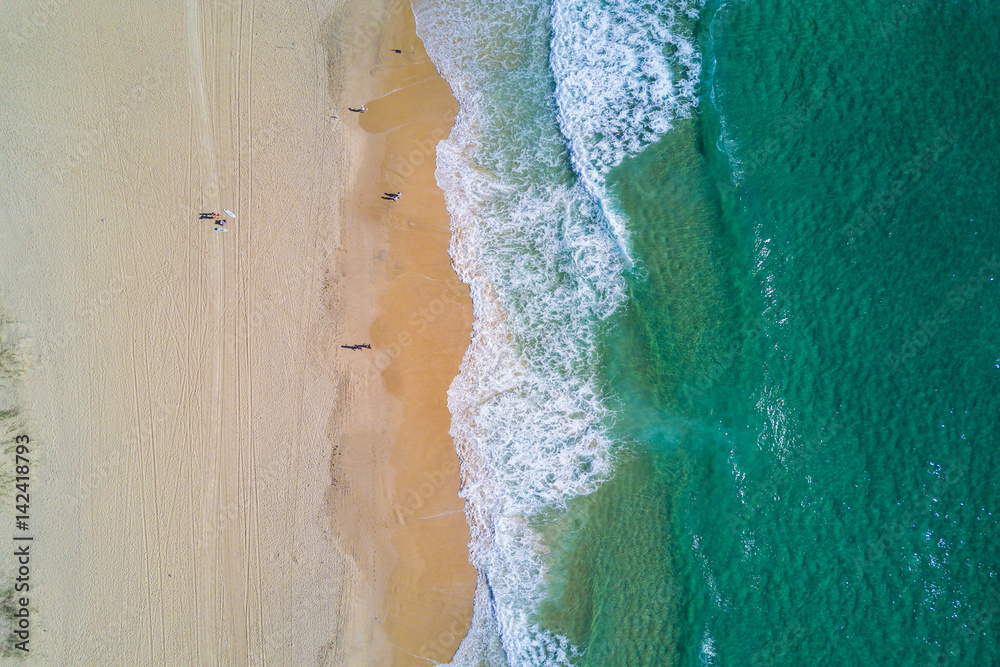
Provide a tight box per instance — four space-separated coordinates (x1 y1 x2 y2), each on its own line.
337 0 477 661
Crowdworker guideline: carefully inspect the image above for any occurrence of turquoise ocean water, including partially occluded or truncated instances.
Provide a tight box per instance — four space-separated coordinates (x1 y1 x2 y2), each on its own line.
413 0 1000 664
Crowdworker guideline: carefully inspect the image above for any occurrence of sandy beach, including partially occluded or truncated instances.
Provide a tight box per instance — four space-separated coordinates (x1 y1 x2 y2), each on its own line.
354 8 477 664
0 0 472 664
335 0 476 663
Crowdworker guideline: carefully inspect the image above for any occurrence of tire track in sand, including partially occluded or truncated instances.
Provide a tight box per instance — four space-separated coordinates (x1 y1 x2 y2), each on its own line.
186 0 224 661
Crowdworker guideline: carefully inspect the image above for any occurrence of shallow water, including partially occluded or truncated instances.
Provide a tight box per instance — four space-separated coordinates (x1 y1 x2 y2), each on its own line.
416 0 1000 663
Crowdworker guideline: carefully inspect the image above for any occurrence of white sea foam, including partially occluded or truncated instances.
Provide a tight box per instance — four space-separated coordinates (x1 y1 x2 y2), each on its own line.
699 632 718 666
549 0 704 259
412 0 699 663
437 110 625 664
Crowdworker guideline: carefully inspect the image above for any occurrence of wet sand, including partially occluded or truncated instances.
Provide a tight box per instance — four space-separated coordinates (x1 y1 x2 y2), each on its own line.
350 5 477 663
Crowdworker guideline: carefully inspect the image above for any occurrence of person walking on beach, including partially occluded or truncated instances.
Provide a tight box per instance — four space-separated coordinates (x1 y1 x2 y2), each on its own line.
348 106 367 113
383 192 400 200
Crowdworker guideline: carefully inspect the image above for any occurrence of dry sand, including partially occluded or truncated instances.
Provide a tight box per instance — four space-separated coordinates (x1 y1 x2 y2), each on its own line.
0 0 473 664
